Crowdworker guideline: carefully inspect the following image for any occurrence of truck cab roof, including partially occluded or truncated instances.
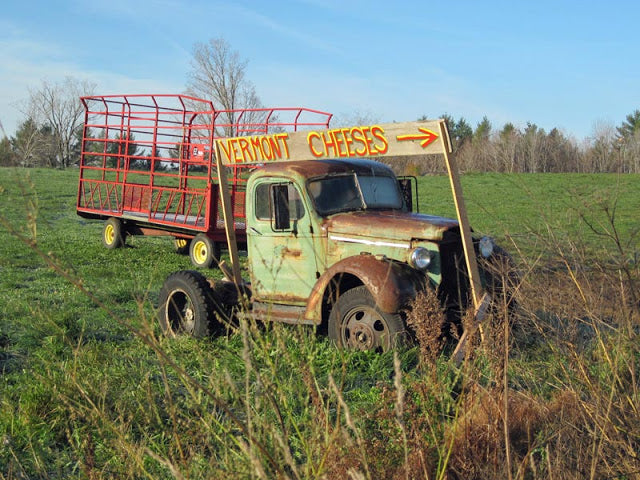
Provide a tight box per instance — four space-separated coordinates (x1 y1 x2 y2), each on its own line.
256 158 396 180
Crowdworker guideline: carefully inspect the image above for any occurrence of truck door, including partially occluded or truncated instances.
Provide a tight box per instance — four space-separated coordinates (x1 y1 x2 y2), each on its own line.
247 178 318 304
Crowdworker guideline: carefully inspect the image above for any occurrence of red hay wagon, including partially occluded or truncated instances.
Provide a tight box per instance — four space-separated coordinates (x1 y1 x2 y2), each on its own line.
76 94 332 267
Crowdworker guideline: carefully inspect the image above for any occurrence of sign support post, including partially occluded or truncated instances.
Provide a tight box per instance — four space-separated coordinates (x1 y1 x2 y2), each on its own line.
213 142 242 285
438 121 489 363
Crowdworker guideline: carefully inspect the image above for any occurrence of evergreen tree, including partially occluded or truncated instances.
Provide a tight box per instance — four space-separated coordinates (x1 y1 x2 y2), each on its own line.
11 118 41 167
106 131 141 168
616 109 640 142
70 127 86 166
0 137 14 166
435 113 473 151
500 123 517 139
453 117 473 146
473 116 492 143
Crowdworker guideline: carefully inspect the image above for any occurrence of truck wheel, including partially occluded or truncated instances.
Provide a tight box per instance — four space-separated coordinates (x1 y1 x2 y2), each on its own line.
157 270 220 337
189 234 218 268
328 286 407 352
102 217 126 249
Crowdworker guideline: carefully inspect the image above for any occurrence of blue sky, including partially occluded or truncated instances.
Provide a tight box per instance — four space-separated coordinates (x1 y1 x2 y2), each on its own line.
1 0 639 141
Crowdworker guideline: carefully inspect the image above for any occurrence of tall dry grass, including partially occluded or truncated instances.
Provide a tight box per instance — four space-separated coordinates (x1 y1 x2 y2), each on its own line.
396 199 640 480
1 176 638 479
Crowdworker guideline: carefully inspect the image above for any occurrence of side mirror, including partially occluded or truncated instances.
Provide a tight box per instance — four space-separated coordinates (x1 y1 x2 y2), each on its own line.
398 177 417 212
272 184 291 231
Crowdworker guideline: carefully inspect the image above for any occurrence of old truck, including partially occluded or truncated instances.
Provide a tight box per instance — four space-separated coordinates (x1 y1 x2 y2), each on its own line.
152 112 512 353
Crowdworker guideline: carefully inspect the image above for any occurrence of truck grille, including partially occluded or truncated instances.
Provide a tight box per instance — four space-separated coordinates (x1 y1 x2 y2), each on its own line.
438 229 472 329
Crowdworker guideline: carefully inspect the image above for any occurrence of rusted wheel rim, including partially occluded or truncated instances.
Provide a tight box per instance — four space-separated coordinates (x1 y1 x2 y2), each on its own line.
341 305 391 351
165 289 195 334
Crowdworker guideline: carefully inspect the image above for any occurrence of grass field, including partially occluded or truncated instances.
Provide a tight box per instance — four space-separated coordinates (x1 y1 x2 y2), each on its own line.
0 167 638 479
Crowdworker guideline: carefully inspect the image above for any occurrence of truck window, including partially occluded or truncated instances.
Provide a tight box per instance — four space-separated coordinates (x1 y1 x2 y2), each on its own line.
308 174 402 215
255 182 305 221
307 175 362 215
255 183 271 220
358 176 403 209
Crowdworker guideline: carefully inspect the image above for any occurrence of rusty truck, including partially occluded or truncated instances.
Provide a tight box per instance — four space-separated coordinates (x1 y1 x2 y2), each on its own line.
145 107 513 353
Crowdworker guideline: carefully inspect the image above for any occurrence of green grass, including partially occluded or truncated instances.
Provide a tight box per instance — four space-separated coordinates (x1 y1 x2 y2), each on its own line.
418 172 640 252
0 167 639 479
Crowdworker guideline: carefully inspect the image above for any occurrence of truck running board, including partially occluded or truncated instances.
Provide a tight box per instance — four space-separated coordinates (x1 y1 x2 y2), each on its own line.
249 302 314 325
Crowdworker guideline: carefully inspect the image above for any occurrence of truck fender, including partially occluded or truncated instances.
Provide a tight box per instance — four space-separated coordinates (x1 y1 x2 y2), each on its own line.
304 254 425 323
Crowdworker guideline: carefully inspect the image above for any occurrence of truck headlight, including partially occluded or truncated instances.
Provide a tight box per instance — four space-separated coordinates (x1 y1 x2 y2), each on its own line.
410 247 433 270
479 236 495 258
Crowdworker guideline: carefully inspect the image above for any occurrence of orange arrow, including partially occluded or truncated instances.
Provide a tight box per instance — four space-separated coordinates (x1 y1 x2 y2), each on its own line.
396 127 439 148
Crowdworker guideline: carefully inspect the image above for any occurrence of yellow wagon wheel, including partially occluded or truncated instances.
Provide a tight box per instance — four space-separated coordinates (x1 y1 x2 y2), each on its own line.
102 217 126 249
189 234 219 268
174 238 190 255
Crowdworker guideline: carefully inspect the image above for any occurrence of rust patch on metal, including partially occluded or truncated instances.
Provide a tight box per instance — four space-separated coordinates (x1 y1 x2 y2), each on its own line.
280 247 302 258
137 226 176 237
304 254 425 323
325 211 458 242
252 302 313 325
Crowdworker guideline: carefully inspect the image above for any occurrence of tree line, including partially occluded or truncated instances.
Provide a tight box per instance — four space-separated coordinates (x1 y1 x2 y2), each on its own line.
0 77 95 169
1 39 639 174
412 112 640 174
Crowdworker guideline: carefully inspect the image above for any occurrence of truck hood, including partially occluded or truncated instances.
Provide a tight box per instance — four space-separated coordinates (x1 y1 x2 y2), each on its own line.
324 211 459 242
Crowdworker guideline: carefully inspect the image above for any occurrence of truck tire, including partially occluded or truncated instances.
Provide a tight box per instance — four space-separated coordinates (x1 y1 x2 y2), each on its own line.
328 285 407 352
157 270 220 337
102 217 126 249
189 234 219 268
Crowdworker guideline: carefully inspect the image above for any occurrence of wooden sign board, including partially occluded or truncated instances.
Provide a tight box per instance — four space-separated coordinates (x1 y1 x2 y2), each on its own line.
214 120 452 165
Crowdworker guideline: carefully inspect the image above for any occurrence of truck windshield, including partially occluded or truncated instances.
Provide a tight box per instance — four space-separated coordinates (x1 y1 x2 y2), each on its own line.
308 174 403 216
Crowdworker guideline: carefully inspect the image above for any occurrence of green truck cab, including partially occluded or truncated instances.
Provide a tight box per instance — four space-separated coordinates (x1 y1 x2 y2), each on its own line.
158 158 508 352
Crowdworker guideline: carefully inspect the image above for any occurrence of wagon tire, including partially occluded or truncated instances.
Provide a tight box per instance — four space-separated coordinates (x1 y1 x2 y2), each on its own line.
174 238 191 255
157 270 221 337
328 285 408 352
189 234 218 268
102 217 126 249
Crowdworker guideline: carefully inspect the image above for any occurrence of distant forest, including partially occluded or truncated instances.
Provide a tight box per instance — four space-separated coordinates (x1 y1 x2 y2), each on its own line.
4 109 640 175
3 74 640 174
389 111 640 175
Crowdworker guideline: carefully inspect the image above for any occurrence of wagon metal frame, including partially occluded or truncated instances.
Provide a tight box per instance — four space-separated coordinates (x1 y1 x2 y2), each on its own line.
76 94 333 246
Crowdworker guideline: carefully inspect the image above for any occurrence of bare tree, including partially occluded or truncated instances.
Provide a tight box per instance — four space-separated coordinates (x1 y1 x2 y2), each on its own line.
186 38 263 136
11 118 45 167
331 110 380 128
25 77 95 168
587 121 617 173
619 131 640 173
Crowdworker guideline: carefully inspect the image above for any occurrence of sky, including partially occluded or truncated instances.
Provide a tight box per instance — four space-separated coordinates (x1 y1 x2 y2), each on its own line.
1 0 639 141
